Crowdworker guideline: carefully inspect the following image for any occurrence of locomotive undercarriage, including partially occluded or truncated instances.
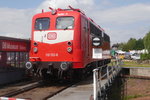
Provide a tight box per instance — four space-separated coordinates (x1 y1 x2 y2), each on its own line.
26 59 111 81
30 61 73 81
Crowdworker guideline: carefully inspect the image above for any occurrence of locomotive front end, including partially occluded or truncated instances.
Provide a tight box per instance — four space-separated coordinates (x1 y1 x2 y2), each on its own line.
27 9 81 80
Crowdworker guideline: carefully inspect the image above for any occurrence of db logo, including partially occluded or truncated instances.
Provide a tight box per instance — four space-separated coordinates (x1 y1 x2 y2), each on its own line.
47 32 57 40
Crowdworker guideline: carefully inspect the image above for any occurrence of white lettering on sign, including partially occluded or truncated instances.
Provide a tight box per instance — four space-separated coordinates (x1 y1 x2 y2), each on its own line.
19 45 26 50
1 41 26 51
2 42 18 50
46 53 59 57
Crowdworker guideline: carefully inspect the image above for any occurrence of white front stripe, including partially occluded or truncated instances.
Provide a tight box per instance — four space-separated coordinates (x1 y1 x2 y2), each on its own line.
34 30 74 44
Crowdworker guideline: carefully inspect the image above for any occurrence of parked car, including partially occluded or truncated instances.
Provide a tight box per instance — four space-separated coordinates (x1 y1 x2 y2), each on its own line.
124 52 131 59
131 53 140 60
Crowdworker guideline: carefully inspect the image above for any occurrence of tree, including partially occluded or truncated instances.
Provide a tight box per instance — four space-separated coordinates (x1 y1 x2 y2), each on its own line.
144 32 150 54
112 43 128 51
127 38 137 50
113 36 145 52
135 38 144 50
122 43 129 51
117 43 125 50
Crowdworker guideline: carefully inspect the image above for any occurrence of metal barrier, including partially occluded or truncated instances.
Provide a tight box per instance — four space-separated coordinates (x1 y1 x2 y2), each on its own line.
93 59 122 100
0 97 30 100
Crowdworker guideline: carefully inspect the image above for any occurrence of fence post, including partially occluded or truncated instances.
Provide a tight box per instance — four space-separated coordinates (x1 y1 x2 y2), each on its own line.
98 69 102 99
93 69 97 100
93 58 122 100
107 66 109 79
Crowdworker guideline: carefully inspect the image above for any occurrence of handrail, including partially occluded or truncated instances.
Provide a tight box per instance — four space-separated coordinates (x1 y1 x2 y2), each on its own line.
93 59 122 100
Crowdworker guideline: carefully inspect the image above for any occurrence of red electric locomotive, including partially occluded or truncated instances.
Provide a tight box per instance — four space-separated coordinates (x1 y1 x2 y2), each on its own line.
26 6 111 80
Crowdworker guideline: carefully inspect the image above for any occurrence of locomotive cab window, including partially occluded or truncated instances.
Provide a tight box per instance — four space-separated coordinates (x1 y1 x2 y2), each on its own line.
56 17 74 29
90 22 102 37
35 18 50 30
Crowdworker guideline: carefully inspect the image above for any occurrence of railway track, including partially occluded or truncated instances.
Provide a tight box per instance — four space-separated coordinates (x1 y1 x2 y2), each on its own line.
0 80 42 97
14 82 72 100
0 79 80 100
0 71 93 100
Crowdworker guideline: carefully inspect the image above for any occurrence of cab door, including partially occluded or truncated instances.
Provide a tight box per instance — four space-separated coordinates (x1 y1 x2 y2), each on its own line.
81 17 89 62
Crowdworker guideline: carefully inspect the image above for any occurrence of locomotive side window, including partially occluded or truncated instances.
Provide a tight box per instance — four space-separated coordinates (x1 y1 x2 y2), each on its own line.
104 33 110 42
90 23 102 37
35 18 50 30
56 17 74 29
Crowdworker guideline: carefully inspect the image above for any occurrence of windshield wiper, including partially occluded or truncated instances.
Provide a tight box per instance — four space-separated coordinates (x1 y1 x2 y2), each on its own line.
63 24 73 30
64 26 69 30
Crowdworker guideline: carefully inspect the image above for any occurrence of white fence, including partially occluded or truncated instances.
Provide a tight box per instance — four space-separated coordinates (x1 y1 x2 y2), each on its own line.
93 59 122 100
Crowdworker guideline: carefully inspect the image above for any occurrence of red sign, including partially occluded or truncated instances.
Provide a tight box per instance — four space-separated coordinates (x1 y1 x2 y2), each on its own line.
0 40 27 51
47 32 57 40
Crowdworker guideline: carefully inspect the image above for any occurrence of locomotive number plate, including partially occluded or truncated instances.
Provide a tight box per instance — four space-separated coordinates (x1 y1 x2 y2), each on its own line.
46 53 58 57
92 48 102 59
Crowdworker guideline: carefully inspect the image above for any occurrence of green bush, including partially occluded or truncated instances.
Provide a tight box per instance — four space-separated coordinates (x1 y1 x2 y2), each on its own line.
141 53 150 60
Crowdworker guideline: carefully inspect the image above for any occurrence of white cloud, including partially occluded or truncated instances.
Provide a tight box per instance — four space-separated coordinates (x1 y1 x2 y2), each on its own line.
0 0 95 39
0 8 33 39
36 0 78 13
0 0 150 44
36 0 94 13
106 27 148 44
37 1 150 44
91 3 150 44
100 0 112 6
93 4 150 25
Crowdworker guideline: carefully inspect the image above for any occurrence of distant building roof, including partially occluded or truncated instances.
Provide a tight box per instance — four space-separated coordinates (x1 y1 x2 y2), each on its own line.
0 36 30 42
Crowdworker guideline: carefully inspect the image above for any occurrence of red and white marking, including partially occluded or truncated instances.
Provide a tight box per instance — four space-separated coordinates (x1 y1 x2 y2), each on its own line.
47 32 57 40
0 97 30 100
34 30 74 44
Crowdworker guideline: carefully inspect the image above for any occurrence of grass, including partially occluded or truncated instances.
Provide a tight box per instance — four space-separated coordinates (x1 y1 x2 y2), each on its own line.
125 94 143 100
122 60 150 67
109 59 150 67
124 94 150 100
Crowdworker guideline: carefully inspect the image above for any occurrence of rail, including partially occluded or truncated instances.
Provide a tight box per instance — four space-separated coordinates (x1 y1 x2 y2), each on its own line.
93 59 122 100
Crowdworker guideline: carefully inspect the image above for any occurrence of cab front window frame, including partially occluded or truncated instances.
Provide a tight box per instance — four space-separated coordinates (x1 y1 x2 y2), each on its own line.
34 17 50 30
56 17 74 30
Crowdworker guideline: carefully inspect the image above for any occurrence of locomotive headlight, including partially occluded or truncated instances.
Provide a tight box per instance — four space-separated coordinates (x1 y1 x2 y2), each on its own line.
67 41 72 46
33 47 38 53
67 47 72 53
26 62 32 69
60 62 69 71
33 42 38 46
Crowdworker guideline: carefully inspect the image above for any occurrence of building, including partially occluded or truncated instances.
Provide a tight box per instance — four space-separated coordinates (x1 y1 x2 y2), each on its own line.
0 36 30 68
0 36 30 85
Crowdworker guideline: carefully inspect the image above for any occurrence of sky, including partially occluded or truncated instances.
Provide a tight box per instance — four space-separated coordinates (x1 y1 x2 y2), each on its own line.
0 0 150 44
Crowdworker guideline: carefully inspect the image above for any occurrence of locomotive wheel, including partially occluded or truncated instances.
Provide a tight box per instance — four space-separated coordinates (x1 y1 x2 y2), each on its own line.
81 69 87 79
57 69 74 82
74 69 86 80
41 69 50 81
67 69 74 82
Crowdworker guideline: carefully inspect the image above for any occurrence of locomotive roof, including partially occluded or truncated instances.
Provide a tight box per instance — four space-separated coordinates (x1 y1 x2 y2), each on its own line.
34 8 84 17
34 7 105 33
